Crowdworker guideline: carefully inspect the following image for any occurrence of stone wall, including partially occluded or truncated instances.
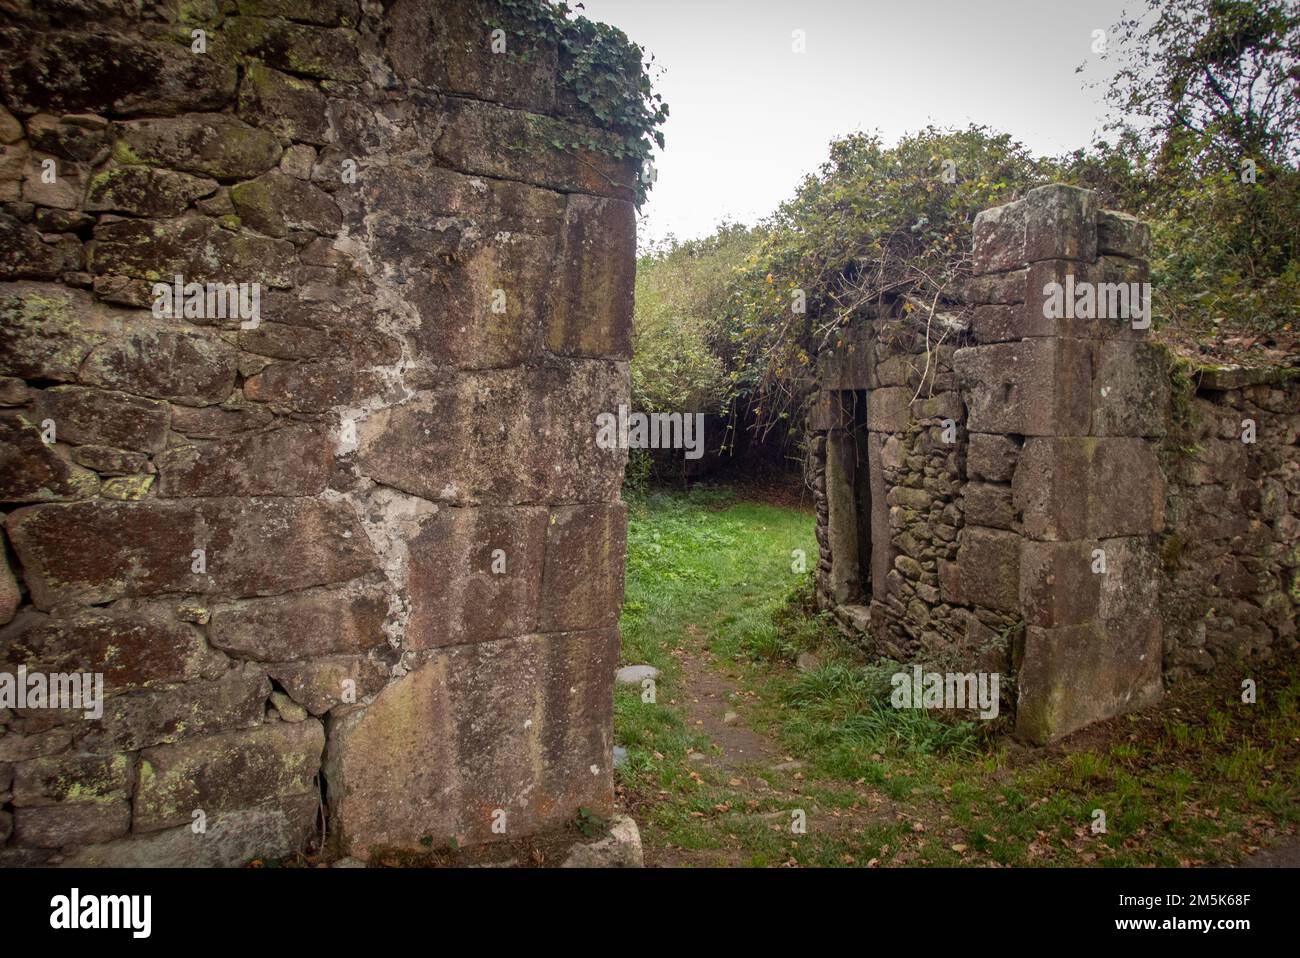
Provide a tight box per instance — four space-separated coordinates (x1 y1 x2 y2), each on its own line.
810 184 1173 744
1161 366 1299 679
0 0 633 864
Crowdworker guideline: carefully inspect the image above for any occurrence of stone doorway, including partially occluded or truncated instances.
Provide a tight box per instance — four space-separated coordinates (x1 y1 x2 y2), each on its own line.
824 390 874 620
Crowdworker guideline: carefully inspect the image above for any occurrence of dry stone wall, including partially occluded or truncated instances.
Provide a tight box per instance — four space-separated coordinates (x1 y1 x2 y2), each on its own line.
1161 366 1299 678
0 0 633 864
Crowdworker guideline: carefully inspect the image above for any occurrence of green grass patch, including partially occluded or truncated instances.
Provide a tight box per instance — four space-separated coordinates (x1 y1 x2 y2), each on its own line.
617 488 1300 868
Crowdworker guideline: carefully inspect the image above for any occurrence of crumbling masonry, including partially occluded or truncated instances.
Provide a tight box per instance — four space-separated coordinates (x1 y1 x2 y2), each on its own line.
809 184 1299 743
0 0 632 864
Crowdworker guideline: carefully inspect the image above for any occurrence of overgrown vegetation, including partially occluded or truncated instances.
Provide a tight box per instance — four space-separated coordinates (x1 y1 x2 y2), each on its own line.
631 0 1297 447
486 0 668 206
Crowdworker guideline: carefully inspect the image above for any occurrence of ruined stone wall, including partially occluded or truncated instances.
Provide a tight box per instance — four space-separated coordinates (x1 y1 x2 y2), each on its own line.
1161 366 1299 679
0 0 632 864
810 185 1171 744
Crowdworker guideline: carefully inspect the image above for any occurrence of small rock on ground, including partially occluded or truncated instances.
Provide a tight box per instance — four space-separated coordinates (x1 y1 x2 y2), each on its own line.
615 665 660 685
561 814 643 868
796 651 822 672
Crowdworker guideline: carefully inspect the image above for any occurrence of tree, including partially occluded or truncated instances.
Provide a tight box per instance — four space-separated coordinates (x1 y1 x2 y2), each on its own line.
1101 0 1300 173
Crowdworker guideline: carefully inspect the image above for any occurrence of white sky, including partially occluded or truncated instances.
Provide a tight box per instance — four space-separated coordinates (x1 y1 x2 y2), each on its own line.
575 0 1137 246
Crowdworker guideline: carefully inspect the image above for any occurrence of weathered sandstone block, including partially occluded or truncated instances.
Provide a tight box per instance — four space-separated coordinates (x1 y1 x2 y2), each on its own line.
1016 617 1162 744
135 721 324 832
1013 437 1164 540
325 628 617 858
7 497 376 608
955 338 1091 436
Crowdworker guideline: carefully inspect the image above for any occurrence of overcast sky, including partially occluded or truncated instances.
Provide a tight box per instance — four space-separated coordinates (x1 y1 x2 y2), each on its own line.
575 0 1139 246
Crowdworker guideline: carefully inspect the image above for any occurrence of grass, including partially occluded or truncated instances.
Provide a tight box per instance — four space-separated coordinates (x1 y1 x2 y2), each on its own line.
615 487 1300 868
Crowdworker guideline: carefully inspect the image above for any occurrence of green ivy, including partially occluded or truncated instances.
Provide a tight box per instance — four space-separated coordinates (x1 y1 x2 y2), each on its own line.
485 0 668 206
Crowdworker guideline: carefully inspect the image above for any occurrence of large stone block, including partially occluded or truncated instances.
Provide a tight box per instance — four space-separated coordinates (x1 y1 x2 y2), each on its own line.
807 390 856 431
405 507 548 650
409 227 557 369
956 527 1021 612
1096 209 1150 258
7 497 376 608
971 185 1098 274
385 0 557 112
223 17 365 83
0 605 222 695
77 664 269 754
954 338 1091 436
135 720 324 832
85 166 218 218
867 386 912 433
1021 184 1098 263
967 434 1019 482
0 283 123 383
817 328 875 391
59 797 317 867
12 752 133 807
32 385 170 453
1016 617 1162 744
231 172 342 238
971 198 1026 275
25 113 109 163
156 422 332 497
1091 340 1169 437
21 154 88 210
964 482 1016 530
80 322 238 406
825 429 863 605
89 216 295 289
236 62 330 145
1023 257 1150 340
356 363 627 506
114 114 282 180
243 360 383 412
431 96 636 202
545 194 635 360
325 628 617 858
539 504 628 633
956 268 1026 306
1013 437 1164 541
359 162 566 238
0 30 236 117
169 402 275 439
1095 535 1161 623
209 580 389 661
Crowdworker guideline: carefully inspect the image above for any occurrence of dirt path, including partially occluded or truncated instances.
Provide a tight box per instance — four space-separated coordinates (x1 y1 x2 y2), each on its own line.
675 629 782 772
642 623 902 867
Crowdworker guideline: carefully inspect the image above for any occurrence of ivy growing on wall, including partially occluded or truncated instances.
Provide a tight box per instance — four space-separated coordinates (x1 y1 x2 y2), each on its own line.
485 0 668 206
